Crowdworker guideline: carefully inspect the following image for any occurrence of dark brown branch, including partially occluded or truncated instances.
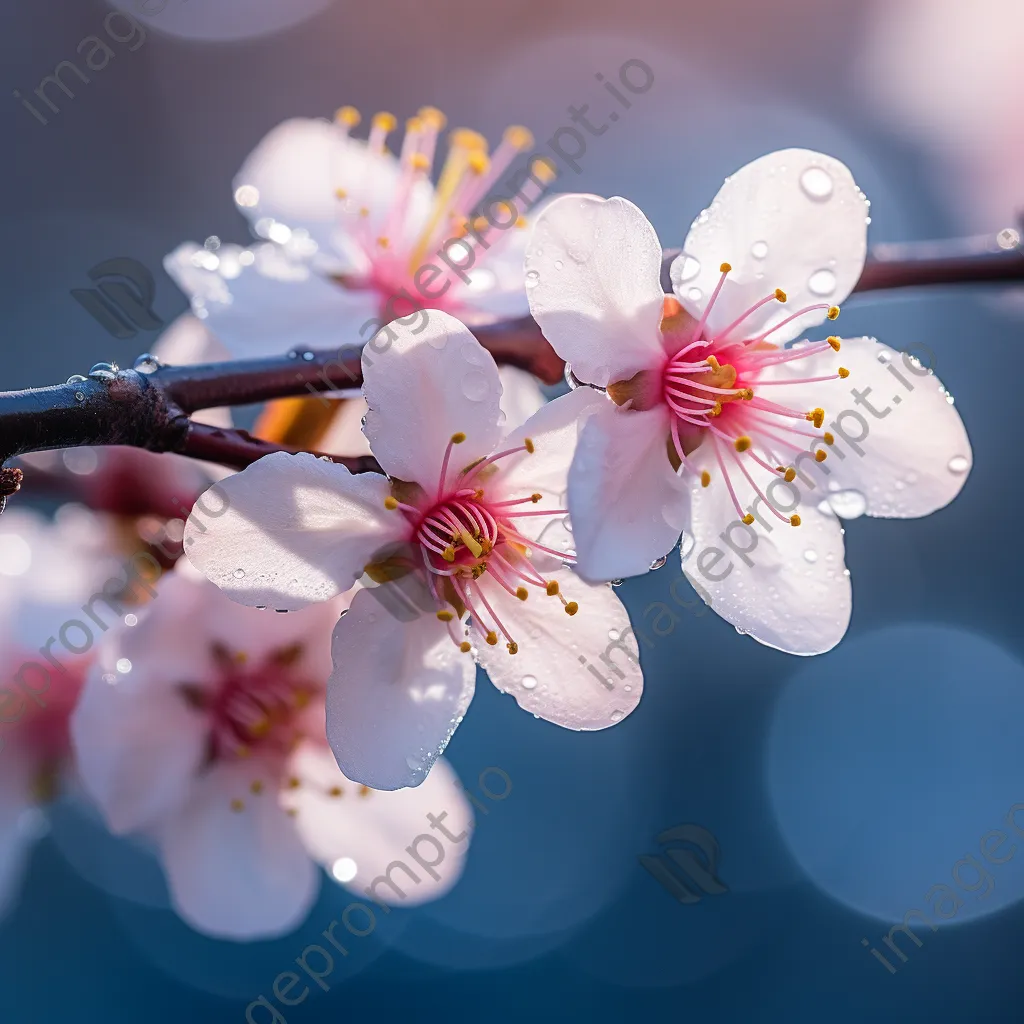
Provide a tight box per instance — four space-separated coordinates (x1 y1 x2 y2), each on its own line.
1 237 1022 489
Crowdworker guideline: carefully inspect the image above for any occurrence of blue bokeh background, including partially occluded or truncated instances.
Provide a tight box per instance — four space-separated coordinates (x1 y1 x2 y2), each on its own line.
3 0 1023 1020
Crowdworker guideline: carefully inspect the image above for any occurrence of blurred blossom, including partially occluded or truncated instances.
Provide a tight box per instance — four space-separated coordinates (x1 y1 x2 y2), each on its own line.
525 151 972 655
165 110 556 359
70 562 472 940
862 0 1024 228
107 0 335 42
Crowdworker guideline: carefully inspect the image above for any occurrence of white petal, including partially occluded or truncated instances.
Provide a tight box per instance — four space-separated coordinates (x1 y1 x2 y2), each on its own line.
758 337 972 517
319 396 373 457
164 241 380 359
525 195 667 387
285 745 473 906
677 150 869 344
326 590 477 791
71 661 207 835
155 761 319 940
185 453 401 610
568 401 691 582
361 311 503 490
472 567 642 729
497 365 547 431
682 442 851 655
490 386 608 547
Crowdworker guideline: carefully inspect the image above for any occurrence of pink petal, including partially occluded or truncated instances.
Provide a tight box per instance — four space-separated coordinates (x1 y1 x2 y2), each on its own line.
674 149 869 344
525 195 667 387
154 760 319 940
326 590 477 791
472 568 643 729
361 311 504 491
185 453 402 610
285 745 473 906
568 401 691 582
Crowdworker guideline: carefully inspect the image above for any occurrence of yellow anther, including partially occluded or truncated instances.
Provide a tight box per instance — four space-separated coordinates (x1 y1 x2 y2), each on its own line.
706 355 721 370
806 408 825 428
504 125 534 149
377 236 390 248
437 609 454 622
790 514 802 527
359 785 371 797
287 777 300 789
824 432 835 445
334 188 348 200
734 436 752 452
442 545 456 562
250 780 263 795
406 116 425 133
451 127 487 150
827 305 840 320
359 206 370 217
335 105 361 127
837 366 850 378
710 401 723 416
700 471 711 487
249 717 270 738
775 465 785 472
742 514 755 525
720 262 732 273
372 111 397 132
784 468 797 483
384 496 398 510
418 106 446 129
230 798 244 812
740 388 754 400
485 631 499 646
459 641 472 653
827 336 841 352
516 587 529 601
524 438 535 453
815 449 828 462
507 641 519 655
775 288 787 302
565 601 579 616
468 151 490 175
450 432 466 444
531 157 558 183
327 786 343 797
546 580 560 596
410 153 431 171
530 493 542 503
472 215 490 232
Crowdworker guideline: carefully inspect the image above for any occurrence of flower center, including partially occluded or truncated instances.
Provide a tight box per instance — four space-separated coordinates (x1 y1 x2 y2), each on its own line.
380 433 577 655
181 642 318 763
657 265 850 527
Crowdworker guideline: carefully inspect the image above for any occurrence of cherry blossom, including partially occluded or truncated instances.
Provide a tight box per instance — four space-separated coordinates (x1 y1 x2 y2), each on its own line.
525 150 972 654
165 109 557 358
184 311 643 791
71 563 473 939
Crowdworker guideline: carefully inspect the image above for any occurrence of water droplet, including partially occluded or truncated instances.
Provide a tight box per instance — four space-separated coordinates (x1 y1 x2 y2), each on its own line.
124 614 138 627
996 227 1020 250
750 240 769 260
554 259 564 270
302 351 315 362
116 658 132 674
66 374 87 384
74 391 85 402
610 579 624 588
89 362 119 380
800 166 834 201
133 353 161 373
525 269 540 288
827 489 867 519
521 675 538 690
233 568 245 579
948 455 969 474
808 268 837 296
234 184 260 208
876 350 892 365
607 629 619 641
563 364 582 390
461 370 489 402
687 287 702 302
609 710 623 723
803 549 818 563
102 672 117 685
623 685 632 692
679 530 696 561
676 255 701 282
649 555 667 571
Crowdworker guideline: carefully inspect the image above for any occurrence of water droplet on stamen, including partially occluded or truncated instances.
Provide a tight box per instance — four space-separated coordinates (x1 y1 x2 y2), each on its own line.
800 166 834 201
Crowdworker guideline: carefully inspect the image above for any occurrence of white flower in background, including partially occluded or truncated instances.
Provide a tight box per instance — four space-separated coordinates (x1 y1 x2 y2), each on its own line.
165 108 557 358
0 508 120 918
525 150 972 655
184 311 643 791
71 563 473 940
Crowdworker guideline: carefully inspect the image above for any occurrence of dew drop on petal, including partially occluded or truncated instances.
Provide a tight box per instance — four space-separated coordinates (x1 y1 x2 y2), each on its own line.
461 370 489 402
649 554 668 571
677 255 701 282
116 658 132 674
827 489 867 520
679 530 696 561
808 269 837 296
876 350 892 365
610 579 624 588
608 629 619 641
800 166 834 201
525 269 540 288
751 240 769 260
687 287 702 302
609 710 623 722
233 568 245 579
803 549 818 564
554 259 564 270
521 675 538 690
948 455 970 474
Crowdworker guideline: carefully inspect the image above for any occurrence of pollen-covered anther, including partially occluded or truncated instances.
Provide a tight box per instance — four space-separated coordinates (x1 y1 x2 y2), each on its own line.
328 786 343 797
824 432 835 445
485 631 499 646
827 305 840 320
837 367 850 378
742 514 755 525
806 408 825 428
384 496 398 510
410 153 431 172
468 152 490 175
516 587 528 601
740 388 754 400
334 188 348 200
530 493 542 503
335 105 360 127
418 106 446 129
504 125 534 149
706 355 721 370
784 467 797 482
230 798 244 812
372 111 397 132
459 641 472 653
815 449 828 462
775 288 787 302
450 432 466 444
700 471 711 487
377 236 390 248
545 580 560 596
790 514 802 527
710 401 723 416
720 262 732 273
564 601 579 616
507 641 519 655
827 336 841 352
250 780 263 795
436 609 454 622
524 438 535 454
734 436 752 452
442 545 456 563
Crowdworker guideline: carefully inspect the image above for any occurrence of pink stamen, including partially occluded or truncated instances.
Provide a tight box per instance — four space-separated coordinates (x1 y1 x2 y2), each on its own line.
749 305 833 344
691 266 730 342
715 292 784 342
710 436 747 521
726 445 791 523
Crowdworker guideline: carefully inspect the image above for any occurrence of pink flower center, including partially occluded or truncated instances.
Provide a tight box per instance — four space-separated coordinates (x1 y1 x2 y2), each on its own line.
381 433 576 655
658 265 850 527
